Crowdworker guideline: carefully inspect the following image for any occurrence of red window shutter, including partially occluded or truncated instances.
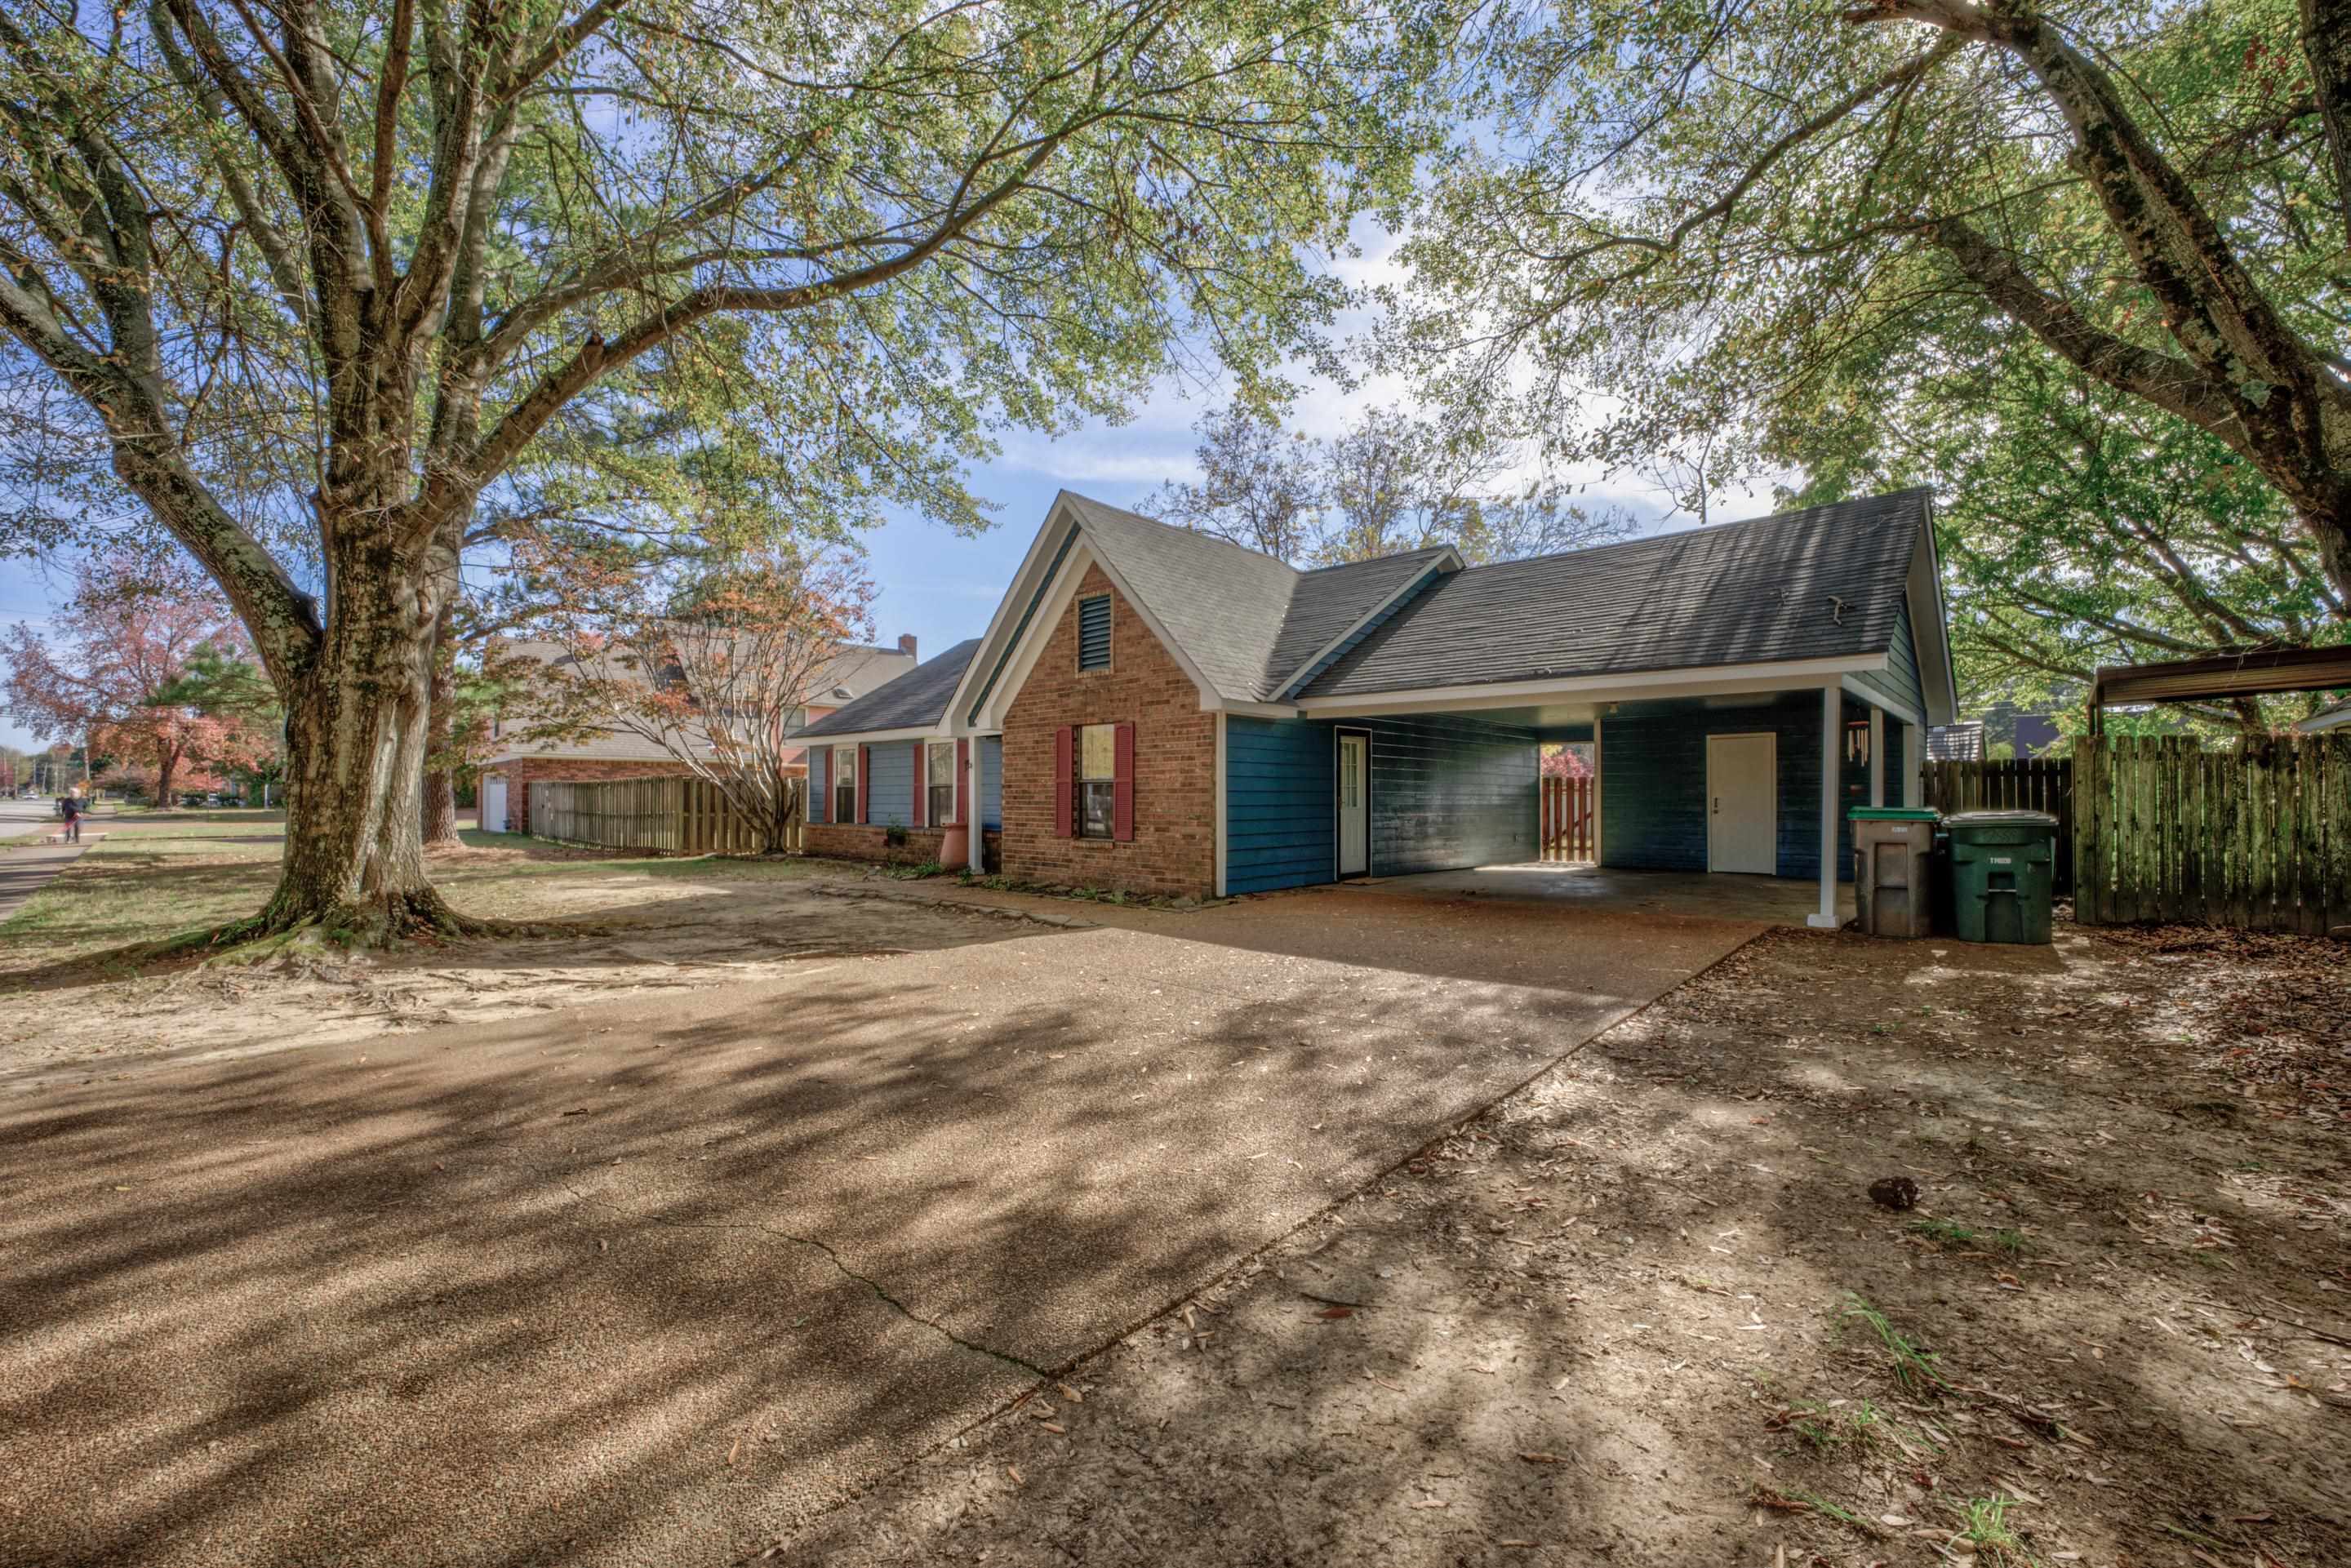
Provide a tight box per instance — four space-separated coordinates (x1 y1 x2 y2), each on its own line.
1113 722 1136 842
1052 726 1073 838
857 744 870 824
913 742 926 828
811 750 828 824
956 739 971 826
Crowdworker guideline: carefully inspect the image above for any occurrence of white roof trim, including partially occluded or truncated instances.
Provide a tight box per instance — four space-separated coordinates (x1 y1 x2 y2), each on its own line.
803 726 940 747
1908 500 1961 726
1294 655 1883 717
962 500 1224 731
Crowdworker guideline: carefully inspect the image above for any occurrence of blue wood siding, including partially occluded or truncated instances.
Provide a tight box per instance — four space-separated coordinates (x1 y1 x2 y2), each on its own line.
1224 713 1539 892
1362 714 1538 873
1854 597 1926 718
1225 717 1335 893
1600 694 1869 880
864 740 917 827
978 736 1003 830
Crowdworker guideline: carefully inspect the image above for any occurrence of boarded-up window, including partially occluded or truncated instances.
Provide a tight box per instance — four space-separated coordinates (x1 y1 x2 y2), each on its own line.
833 744 857 825
1079 723 1115 837
927 740 955 825
1077 594 1112 671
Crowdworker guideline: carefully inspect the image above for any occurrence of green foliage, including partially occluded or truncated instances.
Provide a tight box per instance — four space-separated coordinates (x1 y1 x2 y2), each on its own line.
1838 1293 1949 1395
1393 0 2351 659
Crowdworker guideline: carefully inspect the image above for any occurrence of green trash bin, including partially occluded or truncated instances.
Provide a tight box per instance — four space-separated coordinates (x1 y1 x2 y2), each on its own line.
1850 806 1940 938
1944 810 2059 944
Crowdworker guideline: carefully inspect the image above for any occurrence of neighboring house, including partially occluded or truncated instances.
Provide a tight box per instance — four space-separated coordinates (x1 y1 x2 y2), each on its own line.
2298 697 2351 734
797 488 1958 925
479 634 919 835
1924 722 1984 762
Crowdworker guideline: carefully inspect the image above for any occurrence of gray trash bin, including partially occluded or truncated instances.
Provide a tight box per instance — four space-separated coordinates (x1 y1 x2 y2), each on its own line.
1849 806 1940 938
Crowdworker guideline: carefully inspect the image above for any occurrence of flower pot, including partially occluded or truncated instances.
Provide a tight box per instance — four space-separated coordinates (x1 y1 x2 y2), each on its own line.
940 823 970 868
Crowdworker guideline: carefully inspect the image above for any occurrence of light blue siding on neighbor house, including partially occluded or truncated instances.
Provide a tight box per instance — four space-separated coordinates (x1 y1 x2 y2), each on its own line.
1853 599 1926 719
977 736 1003 830
1224 713 1540 893
1600 693 1872 881
863 740 918 828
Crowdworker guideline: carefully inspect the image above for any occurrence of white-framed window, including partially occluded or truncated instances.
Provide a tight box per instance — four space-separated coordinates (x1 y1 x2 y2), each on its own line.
1076 594 1112 671
1078 723 1115 837
833 744 857 824
927 740 955 825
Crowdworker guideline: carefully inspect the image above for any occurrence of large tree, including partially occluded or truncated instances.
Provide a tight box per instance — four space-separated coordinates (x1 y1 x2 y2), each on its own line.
1394 0 2351 612
1779 315 2343 732
1152 402 1633 564
0 0 1432 943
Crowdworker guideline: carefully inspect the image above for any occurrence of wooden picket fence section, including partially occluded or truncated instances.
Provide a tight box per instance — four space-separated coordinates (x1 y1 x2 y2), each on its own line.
2074 734 2351 933
527 776 802 855
1540 774 1595 862
1923 757 2074 894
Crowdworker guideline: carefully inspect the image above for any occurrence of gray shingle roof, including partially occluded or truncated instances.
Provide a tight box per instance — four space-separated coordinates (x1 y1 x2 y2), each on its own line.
798 639 980 737
1260 549 1454 696
1295 489 1932 700
1060 494 1301 703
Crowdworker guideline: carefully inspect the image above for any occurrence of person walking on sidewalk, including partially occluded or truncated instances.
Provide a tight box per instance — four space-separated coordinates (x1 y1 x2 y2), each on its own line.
57 793 82 843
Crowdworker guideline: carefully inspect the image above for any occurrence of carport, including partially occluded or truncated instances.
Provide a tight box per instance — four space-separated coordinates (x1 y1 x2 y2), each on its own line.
1278 672 1926 928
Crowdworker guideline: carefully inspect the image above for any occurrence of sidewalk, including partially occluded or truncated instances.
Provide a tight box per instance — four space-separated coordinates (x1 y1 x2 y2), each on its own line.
0 838 91 926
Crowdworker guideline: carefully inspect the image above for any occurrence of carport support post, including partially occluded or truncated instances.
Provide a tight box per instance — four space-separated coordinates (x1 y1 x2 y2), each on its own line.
1810 682 1840 928
1903 722 1923 807
1868 707 1884 806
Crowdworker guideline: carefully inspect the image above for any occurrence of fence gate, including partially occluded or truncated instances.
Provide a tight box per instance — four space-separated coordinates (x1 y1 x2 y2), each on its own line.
2074 734 2350 933
1923 757 2074 894
1540 775 1595 862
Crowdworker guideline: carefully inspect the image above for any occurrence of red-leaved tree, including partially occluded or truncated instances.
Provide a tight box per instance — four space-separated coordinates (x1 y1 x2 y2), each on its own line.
2 560 271 807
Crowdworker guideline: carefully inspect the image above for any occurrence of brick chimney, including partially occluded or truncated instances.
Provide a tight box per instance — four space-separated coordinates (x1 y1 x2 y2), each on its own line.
897 633 918 660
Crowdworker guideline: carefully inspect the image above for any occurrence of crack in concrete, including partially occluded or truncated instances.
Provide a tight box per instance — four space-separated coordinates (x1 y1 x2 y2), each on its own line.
543 1167 1051 1379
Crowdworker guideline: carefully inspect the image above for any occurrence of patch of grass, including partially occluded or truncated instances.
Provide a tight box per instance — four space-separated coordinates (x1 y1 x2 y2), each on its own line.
1839 1293 1950 1395
1789 1397 1882 1453
1786 1488 1865 1526
881 860 945 880
1950 1495 2038 1565
1908 1219 2033 1257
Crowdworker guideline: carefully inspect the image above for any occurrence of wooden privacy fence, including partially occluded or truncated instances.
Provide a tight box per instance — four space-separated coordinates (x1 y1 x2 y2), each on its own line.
2074 734 2350 933
1540 774 1595 862
1924 757 2074 894
527 776 801 855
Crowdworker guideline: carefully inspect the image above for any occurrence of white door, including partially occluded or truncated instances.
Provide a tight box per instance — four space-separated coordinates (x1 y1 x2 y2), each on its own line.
1704 733 1775 874
1336 733 1369 877
482 775 508 833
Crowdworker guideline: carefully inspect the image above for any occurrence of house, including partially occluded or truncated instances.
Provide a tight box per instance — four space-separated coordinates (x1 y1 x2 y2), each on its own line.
795 489 1958 925
478 634 920 835
2297 697 2351 735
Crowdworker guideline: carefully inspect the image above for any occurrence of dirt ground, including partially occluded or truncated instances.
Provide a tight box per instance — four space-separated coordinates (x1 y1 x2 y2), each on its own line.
784 923 2351 1568
0 818 1023 1089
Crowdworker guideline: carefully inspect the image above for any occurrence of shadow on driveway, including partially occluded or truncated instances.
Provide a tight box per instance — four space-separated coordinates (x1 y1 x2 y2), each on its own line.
0 902 1759 1567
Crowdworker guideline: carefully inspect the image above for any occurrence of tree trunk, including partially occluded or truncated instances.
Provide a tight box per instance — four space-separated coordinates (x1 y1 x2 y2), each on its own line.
421 597 461 849
153 746 179 811
251 530 472 944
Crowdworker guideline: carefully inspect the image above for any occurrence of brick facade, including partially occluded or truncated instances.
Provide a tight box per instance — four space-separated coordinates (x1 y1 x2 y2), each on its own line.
804 823 1002 871
1000 565 1216 899
487 757 691 837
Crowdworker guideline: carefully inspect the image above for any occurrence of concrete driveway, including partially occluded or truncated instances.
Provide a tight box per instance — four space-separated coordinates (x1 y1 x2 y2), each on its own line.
0 888 1762 1568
